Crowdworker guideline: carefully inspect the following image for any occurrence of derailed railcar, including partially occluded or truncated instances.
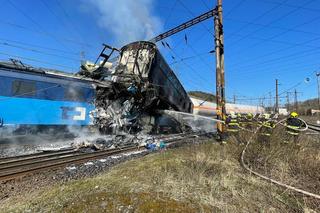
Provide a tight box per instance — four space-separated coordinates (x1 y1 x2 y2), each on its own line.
113 41 193 113
93 41 193 134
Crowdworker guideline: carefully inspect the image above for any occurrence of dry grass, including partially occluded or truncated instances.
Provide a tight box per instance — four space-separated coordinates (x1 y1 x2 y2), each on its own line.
243 126 320 211
2 134 319 212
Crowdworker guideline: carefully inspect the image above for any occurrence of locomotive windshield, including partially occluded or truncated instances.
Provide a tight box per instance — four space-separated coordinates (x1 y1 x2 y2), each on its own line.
116 42 155 79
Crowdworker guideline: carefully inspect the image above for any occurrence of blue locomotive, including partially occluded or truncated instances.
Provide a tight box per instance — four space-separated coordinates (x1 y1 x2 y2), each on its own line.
0 61 98 129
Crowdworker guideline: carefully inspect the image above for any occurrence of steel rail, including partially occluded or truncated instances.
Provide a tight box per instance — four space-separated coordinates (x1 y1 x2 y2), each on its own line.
0 149 76 165
0 133 203 181
0 145 139 181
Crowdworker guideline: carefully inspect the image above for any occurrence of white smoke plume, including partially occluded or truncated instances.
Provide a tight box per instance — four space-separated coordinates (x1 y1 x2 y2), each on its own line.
85 0 163 45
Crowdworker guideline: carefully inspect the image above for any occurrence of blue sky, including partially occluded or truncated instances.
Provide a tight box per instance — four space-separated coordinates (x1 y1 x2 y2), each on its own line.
0 0 319 106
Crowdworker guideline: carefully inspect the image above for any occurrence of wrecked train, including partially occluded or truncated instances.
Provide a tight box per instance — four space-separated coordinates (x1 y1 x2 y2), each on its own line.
0 41 193 136
0 60 109 134
92 41 193 134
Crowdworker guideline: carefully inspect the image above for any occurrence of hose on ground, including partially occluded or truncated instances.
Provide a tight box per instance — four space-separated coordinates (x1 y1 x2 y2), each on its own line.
275 118 309 132
240 126 320 200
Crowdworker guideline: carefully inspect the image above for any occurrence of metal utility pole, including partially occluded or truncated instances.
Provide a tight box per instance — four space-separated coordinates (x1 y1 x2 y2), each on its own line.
316 72 320 112
233 94 236 104
262 97 265 108
275 79 279 113
294 89 298 111
286 92 290 112
214 0 226 141
269 92 272 112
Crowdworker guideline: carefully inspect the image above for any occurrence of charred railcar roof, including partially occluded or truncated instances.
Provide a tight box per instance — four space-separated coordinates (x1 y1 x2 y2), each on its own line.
120 41 156 52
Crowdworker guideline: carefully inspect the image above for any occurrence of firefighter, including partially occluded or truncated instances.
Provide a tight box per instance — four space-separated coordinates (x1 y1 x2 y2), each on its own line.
226 112 240 134
258 114 275 142
284 112 302 143
242 113 254 129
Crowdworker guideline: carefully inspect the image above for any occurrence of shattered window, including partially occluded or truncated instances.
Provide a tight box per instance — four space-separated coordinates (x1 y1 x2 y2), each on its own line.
118 47 153 77
12 80 36 97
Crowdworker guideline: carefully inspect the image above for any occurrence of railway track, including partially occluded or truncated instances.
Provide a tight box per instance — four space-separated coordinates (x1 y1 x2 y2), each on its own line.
0 133 203 181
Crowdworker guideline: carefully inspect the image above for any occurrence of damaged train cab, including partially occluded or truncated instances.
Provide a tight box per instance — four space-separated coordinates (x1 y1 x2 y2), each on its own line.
0 61 107 136
94 41 193 134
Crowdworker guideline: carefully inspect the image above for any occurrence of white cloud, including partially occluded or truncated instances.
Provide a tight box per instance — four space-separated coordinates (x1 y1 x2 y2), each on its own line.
84 0 163 45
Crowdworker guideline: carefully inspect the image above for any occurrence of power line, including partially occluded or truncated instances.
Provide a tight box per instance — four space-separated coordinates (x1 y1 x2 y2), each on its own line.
225 17 320 38
0 41 80 62
7 0 73 51
0 20 94 48
0 52 75 70
200 0 210 10
163 44 214 88
169 51 213 65
232 61 320 80
227 0 316 47
39 0 83 43
229 47 320 71
226 0 290 40
227 35 320 69
163 0 179 28
53 0 97 53
177 0 214 37
257 0 320 13
224 0 247 17
0 38 80 56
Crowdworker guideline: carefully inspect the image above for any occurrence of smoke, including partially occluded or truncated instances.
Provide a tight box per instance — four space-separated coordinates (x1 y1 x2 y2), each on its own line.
84 0 163 45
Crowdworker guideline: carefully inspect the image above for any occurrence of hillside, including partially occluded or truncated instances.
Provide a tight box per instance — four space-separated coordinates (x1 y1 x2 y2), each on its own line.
188 91 216 102
286 98 319 115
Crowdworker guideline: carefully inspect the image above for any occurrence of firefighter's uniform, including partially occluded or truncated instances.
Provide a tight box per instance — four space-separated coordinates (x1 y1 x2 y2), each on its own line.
258 114 275 142
242 113 254 129
260 120 275 137
284 112 302 143
226 113 240 134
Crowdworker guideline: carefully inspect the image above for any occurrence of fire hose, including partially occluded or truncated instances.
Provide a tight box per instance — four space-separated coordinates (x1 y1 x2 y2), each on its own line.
240 122 320 200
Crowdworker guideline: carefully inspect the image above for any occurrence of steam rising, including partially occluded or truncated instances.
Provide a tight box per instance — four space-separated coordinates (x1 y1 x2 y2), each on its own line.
85 0 163 45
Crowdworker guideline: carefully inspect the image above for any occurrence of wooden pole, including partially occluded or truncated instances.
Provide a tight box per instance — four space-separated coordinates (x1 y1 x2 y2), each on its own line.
215 0 226 141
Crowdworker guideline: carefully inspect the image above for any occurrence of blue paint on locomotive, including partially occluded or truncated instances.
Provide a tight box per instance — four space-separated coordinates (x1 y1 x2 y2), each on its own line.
0 96 95 125
0 66 96 126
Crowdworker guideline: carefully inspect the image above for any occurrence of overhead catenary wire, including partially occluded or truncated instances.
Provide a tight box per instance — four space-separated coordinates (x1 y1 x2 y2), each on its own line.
230 58 320 79
0 20 94 48
40 0 81 42
169 51 214 65
164 43 214 88
257 0 320 13
177 0 214 37
0 38 83 56
0 41 80 62
0 52 75 71
53 0 99 57
226 0 291 40
226 0 315 46
7 0 74 52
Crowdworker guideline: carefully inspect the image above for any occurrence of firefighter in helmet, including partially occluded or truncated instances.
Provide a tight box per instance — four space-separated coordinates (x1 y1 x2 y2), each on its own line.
226 112 240 134
258 113 275 142
284 111 302 143
242 113 254 129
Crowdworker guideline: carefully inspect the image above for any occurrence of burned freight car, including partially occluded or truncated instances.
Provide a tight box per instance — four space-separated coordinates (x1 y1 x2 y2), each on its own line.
92 41 193 134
